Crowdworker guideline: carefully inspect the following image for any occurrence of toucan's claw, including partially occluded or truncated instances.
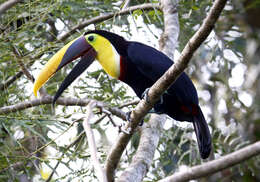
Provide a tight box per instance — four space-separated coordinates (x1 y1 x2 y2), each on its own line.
126 111 131 122
139 119 144 126
141 88 151 104
125 111 144 126
141 87 166 105
119 124 131 135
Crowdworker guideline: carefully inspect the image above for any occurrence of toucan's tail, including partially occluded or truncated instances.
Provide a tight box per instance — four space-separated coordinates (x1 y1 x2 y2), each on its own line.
192 107 211 159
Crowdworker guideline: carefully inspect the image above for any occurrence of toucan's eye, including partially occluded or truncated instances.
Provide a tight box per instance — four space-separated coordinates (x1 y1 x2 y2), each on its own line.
88 35 94 42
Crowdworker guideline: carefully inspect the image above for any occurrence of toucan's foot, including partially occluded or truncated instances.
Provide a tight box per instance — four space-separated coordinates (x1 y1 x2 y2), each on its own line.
139 119 144 126
118 124 131 134
126 111 131 122
126 111 144 126
141 88 151 104
141 87 165 105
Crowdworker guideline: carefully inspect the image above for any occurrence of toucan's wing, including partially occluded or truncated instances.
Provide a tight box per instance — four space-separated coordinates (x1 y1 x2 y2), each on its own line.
127 42 198 105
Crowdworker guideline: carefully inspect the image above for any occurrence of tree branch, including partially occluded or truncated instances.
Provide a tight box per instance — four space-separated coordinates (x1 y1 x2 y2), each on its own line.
122 0 131 10
117 114 166 182
159 0 179 60
0 95 126 121
0 71 23 91
118 100 139 109
0 48 46 92
10 44 49 96
11 45 35 82
159 141 260 182
0 0 21 16
83 101 108 182
104 0 227 180
0 58 37 92
58 3 160 41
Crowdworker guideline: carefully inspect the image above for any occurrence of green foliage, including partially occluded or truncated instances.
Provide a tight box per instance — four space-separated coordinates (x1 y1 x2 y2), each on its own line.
0 0 259 181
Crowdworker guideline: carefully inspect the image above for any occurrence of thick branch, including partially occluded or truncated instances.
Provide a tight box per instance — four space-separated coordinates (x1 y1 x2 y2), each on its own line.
59 3 160 41
159 0 179 60
104 0 227 180
0 0 21 16
159 141 260 182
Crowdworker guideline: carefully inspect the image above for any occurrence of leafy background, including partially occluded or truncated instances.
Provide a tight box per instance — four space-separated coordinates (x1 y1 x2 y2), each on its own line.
0 0 259 181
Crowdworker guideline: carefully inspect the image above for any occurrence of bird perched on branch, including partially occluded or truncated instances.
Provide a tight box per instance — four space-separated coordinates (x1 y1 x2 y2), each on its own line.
33 30 211 159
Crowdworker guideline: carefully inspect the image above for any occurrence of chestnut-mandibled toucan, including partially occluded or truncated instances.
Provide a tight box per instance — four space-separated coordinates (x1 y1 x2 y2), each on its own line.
33 30 211 159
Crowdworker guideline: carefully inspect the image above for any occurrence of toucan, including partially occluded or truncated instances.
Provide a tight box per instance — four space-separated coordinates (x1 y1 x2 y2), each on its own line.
33 30 211 159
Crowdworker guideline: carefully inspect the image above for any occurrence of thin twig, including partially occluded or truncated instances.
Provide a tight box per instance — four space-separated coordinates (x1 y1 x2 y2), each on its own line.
0 0 21 16
46 118 85 182
0 71 23 91
0 48 45 91
83 101 108 182
118 100 139 109
93 114 107 125
11 45 35 82
122 0 131 10
0 119 78 173
58 3 160 41
10 44 48 96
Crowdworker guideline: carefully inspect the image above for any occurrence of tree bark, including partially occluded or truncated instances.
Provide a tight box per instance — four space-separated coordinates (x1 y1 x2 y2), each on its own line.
159 0 179 61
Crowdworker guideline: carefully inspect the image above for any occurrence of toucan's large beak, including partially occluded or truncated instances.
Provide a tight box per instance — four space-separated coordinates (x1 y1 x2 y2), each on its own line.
33 36 97 104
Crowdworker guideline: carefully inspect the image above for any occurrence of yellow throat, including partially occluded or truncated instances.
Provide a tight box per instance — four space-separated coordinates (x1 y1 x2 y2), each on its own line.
85 34 120 78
